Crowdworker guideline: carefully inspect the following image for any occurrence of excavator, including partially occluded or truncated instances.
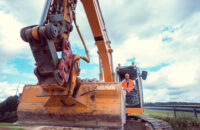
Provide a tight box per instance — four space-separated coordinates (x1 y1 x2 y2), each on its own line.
18 0 172 129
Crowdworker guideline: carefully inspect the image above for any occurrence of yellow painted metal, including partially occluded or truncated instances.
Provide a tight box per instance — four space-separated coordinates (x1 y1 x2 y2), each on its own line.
81 0 114 82
126 108 144 114
17 82 125 128
31 26 40 41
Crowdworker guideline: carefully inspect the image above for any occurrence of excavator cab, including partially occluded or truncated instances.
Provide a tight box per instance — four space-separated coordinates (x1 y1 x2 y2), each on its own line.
116 63 147 113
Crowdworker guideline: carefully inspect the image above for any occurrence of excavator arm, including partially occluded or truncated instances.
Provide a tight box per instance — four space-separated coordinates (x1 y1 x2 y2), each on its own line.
81 0 115 82
20 0 79 86
21 0 114 85
17 0 124 129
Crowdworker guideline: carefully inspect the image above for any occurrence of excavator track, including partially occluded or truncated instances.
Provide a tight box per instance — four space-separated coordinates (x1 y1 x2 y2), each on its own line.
124 115 172 130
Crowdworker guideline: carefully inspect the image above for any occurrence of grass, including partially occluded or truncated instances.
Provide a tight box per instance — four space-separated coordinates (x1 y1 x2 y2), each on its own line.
0 123 15 126
143 109 200 118
143 110 200 130
0 123 24 130
0 128 24 130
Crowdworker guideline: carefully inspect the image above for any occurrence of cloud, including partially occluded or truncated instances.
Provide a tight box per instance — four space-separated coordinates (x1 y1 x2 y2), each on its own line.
0 82 23 102
143 59 200 102
94 0 200 44
0 0 45 25
0 9 36 101
0 63 19 75
165 62 199 87
113 35 173 67
0 11 27 53
0 1 45 76
0 11 33 74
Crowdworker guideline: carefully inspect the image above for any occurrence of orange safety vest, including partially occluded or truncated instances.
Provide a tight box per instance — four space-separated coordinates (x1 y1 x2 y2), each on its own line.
123 80 134 92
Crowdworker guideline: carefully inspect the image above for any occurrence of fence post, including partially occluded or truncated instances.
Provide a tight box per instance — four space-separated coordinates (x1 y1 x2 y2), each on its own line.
173 107 176 118
193 108 198 119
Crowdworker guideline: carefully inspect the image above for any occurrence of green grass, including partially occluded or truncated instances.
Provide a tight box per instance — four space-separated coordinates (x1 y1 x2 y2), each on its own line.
0 123 24 130
0 128 24 130
0 123 16 126
143 110 200 130
143 109 172 116
143 109 200 118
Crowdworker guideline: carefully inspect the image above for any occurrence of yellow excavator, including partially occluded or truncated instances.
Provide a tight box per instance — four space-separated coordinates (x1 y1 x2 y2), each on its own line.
18 0 172 129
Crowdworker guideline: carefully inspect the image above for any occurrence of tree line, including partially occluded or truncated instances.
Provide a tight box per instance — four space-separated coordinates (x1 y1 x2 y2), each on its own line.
0 95 19 122
144 102 200 106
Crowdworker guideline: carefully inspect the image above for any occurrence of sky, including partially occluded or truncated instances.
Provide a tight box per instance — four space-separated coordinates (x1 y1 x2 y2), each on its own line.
0 0 200 103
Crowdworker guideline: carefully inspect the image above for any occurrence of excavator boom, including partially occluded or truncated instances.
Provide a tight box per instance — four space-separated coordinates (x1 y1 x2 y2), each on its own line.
81 0 115 82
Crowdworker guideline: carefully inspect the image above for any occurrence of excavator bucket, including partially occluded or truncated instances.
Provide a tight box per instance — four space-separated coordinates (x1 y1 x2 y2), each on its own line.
17 82 126 129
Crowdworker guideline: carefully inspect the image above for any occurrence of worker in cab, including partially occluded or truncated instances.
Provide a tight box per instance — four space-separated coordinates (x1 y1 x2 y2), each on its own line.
123 73 135 92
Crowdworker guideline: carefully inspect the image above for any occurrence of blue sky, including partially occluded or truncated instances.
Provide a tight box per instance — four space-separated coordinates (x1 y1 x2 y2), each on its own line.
0 0 200 102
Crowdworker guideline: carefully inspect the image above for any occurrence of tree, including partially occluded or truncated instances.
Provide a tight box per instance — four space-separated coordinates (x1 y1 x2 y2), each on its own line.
0 95 19 122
